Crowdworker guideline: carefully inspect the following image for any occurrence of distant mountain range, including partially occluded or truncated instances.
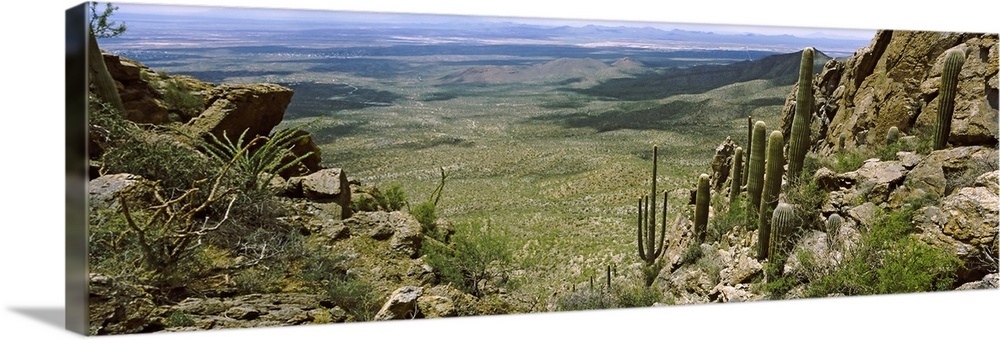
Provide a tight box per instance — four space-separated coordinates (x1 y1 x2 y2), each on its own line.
110 11 871 57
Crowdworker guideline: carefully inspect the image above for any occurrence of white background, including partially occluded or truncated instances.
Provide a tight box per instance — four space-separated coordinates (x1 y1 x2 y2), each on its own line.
1 0 998 339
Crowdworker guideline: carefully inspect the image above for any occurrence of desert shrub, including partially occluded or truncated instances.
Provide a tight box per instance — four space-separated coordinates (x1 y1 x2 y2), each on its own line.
783 175 826 231
679 243 704 266
555 281 662 311
831 147 870 173
804 206 962 297
166 311 195 327
299 252 381 321
161 78 204 121
762 254 797 299
709 196 749 244
875 139 906 161
422 221 514 297
410 201 437 231
375 184 408 211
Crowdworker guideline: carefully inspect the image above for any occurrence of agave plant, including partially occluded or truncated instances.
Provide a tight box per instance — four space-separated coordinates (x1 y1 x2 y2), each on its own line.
202 127 314 190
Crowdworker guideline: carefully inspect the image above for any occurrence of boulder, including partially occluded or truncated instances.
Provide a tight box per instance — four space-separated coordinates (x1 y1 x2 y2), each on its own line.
904 146 998 200
840 159 908 203
955 273 999 290
185 83 293 142
88 273 158 335
374 286 423 320
295 168 352 218
343 211 424 258
416 295 456 318
88 173 149 210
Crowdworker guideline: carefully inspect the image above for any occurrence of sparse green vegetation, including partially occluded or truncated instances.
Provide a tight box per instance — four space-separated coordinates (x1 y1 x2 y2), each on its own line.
422 221 515 297
804 205 962 297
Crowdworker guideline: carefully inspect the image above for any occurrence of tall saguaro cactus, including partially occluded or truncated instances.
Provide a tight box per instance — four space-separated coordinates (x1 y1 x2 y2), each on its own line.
933 47 966 150
768 202 797 261
787 47 814 181
729 147 743 209
637 146 666 265
744 115 752 184
746 121 768 218
694 173 710 243
756 130 785 260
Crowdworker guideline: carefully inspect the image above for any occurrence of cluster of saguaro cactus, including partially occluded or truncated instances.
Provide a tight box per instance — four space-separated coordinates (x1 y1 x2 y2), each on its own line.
729 147 743 209
756 130 785 260
886 126 900 145
787 47 814 181
746 121 768 218
933 47 966 150
768 203 796 261
694 174 710 243
637 146 667 265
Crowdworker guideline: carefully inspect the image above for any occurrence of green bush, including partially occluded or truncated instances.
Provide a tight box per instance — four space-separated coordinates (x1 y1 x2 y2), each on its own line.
167 311 195 327
804 206 962 297
555 281 662 311
679 243 703 266
299 252 381 321
422 221 514 297
375 184 408 211
410 201 437 231
161 78 204 121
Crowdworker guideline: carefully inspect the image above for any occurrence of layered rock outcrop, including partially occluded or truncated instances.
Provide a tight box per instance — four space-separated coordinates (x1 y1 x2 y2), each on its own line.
781 31 998 154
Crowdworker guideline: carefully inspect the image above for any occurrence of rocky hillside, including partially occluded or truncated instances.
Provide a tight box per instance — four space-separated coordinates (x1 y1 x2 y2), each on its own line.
87 54 521 335
651 30 998 303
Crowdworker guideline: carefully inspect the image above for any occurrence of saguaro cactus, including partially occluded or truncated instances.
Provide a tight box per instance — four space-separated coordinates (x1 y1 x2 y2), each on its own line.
747 121 768 218
694 173 710 243
787 47 814 181
756 130 785 260
744 115 752 184
886 126 900 145
768 202 797 261
729 147 744 209
933 47 966 150
637 146 666 265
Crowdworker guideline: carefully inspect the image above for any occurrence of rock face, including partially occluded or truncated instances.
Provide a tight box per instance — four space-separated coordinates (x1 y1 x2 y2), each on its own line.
710 136 736 190
788 31 998 154
343 211 424 258
102 53 170 124
185 83 294 142
157 293 346 331
89 273 158 335
88 173 148 210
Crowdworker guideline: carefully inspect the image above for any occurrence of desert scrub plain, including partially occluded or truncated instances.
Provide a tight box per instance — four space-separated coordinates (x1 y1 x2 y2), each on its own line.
94 9 998 330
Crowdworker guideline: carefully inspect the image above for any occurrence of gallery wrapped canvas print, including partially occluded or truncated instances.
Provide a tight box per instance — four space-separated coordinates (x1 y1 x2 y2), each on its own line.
66 0 998 336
